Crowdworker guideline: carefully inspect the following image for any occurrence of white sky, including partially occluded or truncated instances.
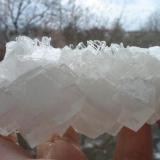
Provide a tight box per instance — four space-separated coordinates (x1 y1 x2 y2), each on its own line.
74 0 159 30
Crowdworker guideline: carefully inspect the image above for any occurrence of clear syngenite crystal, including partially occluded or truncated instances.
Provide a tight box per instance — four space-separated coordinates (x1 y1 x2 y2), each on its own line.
0 36 160 147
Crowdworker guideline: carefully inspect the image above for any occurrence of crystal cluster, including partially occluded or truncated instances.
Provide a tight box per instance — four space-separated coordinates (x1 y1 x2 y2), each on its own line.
0 36 160 147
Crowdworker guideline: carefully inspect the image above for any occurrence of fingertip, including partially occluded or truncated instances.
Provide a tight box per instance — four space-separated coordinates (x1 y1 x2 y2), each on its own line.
63 126 80 145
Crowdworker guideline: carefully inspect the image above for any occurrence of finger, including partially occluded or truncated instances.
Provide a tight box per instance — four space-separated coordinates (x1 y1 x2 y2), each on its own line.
0 136 31 160
114 124 153 160
0 133 17 144
63 126 80 145
37 139 87 160
37 127 87 160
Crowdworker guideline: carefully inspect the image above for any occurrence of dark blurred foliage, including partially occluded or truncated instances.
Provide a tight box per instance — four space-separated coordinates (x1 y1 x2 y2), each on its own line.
80 134 116 160
153 124 160 160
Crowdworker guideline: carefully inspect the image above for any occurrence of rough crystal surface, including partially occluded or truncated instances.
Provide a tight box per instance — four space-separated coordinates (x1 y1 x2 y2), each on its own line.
0 36 160 146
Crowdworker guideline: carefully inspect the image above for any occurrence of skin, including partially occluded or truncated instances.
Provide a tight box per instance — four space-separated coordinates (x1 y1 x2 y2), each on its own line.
114 124 153 160
0 127 87 160
36 127 87 160
0 124 154 160
0 136 31 160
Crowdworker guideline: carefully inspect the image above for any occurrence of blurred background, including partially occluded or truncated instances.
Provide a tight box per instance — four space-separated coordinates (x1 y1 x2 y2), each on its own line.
0 0 160 159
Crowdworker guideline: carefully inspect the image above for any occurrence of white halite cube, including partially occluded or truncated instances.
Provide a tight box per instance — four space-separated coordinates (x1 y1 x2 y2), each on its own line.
1 36 160 146
1 65 84 146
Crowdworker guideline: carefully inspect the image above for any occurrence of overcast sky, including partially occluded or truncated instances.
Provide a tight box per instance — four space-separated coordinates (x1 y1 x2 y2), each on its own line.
74 0 159 30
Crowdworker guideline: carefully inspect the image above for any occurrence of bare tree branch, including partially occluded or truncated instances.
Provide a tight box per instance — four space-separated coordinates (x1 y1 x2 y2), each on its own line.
0 0 63 37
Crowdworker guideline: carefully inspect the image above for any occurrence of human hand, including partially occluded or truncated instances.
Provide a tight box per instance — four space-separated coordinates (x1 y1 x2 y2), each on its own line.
0 134 31 160
0 127 87 160
36 127 87 160
114 124 153 160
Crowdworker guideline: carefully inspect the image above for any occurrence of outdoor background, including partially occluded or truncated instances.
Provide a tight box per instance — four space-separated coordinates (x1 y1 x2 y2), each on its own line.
0 0 160 159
